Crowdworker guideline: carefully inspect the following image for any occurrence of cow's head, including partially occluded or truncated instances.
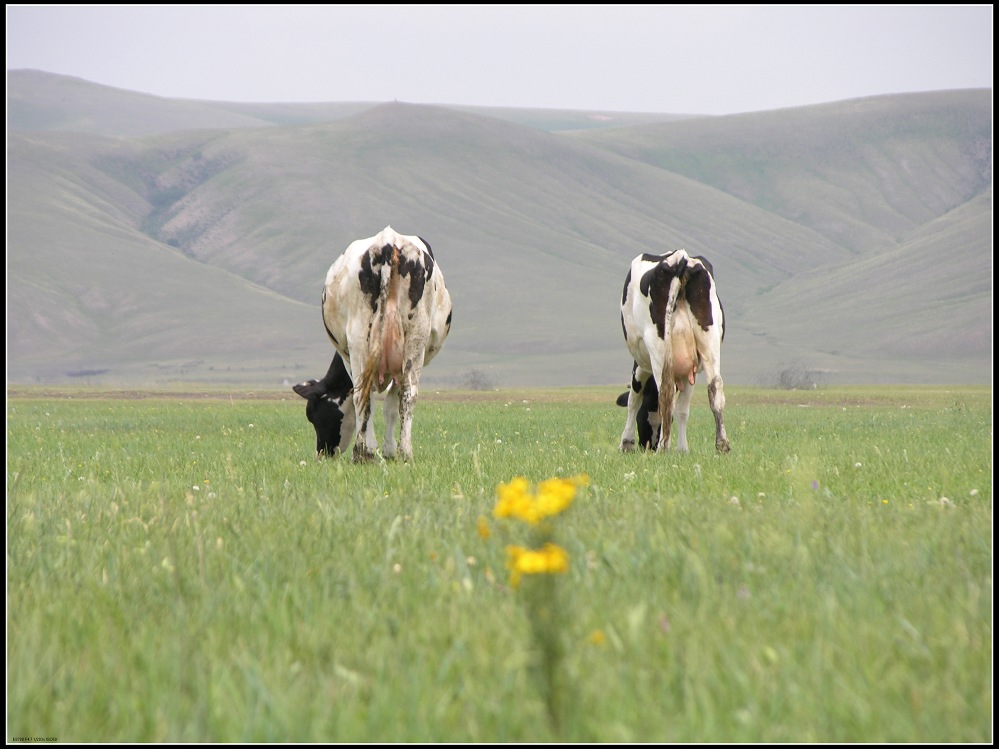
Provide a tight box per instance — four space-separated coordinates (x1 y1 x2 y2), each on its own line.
293 353 356 457
616 376 661 450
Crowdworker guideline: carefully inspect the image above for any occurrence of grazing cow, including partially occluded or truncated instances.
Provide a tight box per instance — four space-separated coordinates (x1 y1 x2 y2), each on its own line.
618 249 730 454
296 226 452 462
293 352 356 457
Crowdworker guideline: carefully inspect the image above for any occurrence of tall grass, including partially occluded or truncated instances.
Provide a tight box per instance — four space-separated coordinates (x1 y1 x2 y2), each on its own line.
6 386 992 742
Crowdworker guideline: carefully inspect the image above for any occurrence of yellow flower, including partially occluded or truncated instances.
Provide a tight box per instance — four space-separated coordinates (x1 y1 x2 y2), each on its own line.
495 477 536 522
587 629 606 646
476 515 491 539
535 477 580 517
506 542 569 588
494 474 587 525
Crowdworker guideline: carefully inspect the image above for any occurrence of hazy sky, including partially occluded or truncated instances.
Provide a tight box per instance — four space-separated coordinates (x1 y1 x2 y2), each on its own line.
6 4 993 115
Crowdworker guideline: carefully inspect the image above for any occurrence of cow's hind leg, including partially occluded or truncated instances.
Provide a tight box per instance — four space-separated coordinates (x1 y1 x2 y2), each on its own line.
655 379 675 453
397 379 418 463
695 332 730 454
381 388 400 459
351 387 379 463
673 383 695 453
396 354 426 463
707 375 730 453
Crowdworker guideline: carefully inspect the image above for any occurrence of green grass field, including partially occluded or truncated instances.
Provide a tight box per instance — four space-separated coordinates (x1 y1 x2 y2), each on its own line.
6 385 992 742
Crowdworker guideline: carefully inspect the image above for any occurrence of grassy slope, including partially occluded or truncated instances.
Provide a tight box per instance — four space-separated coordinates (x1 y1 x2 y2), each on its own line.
7 132 321 385
6 69 276 135
571 90 992 253
739 187 993 377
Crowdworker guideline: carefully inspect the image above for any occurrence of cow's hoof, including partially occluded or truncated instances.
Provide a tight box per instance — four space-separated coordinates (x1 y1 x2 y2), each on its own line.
716 440 731 454
620 440 636 453
352 447 377 463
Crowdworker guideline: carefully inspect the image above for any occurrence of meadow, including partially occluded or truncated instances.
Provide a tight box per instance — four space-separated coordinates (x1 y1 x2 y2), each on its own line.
6 385 992 742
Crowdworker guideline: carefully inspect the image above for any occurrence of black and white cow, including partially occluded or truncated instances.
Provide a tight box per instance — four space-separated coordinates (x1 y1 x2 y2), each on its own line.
294 226 452 462
618 249 730 454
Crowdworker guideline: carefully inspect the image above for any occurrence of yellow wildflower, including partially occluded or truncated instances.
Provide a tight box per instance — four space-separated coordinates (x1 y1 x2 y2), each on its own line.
494 476 534 520
476 515 491 539
535 477 580 517
506 542 569 587
494 474 586 525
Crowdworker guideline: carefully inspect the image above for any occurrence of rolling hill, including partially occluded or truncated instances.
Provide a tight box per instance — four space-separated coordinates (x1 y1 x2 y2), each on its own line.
6 70 992 388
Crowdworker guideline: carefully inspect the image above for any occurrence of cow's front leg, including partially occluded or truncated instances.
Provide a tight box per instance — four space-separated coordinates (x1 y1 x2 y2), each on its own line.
618 367 649 452
618 390 641 453
619 389 640 452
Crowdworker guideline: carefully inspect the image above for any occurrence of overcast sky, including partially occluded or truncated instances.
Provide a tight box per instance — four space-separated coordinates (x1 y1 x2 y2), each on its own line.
6 5 993 115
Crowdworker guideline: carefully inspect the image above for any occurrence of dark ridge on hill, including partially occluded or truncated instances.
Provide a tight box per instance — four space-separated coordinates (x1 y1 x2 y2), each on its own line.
6 69 694 136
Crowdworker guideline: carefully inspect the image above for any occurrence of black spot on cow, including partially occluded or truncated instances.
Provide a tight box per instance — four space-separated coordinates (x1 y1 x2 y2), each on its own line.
399 254 427 308
640 253 687 340
358 251 380 313
685 257 724 338
621 269 632 307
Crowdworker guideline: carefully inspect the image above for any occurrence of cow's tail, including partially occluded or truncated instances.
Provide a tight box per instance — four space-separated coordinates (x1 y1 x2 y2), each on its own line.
658 252 688 450
357 245 404 412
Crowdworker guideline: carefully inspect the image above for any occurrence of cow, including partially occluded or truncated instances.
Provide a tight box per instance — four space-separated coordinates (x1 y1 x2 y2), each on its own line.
618 249 730 454
295 225 452 463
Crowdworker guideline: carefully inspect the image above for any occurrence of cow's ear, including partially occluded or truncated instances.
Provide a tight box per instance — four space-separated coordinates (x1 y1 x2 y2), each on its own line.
293 380 322 399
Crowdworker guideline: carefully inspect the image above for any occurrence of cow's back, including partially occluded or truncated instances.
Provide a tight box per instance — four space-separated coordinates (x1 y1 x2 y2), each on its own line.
621 251 687 373
322 226 451 379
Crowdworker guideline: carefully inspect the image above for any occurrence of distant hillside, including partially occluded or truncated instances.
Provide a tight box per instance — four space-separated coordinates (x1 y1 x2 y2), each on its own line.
571 90 992 253
5 70 992 388
6 69 689 136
